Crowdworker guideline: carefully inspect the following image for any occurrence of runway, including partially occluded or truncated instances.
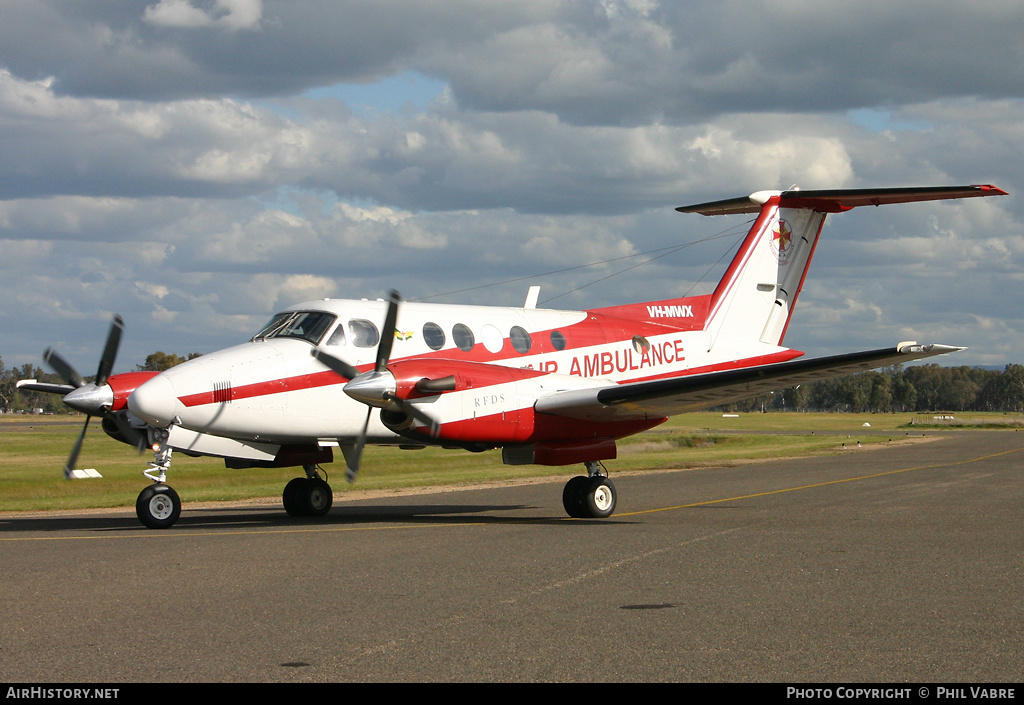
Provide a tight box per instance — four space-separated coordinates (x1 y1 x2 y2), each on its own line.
2 430 1022 683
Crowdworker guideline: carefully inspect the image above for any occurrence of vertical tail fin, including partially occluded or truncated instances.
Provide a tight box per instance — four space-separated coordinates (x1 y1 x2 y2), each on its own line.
676 185 1007 352
697 191 825 348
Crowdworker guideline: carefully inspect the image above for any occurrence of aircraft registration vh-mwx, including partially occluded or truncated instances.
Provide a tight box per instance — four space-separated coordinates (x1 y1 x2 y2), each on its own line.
19 184 1007 528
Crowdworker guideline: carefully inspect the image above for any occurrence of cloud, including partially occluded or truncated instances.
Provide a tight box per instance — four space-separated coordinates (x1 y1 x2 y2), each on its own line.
143 0 263 31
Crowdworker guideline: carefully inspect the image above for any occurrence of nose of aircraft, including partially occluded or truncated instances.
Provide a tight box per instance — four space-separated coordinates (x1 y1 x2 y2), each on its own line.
127 374 179 427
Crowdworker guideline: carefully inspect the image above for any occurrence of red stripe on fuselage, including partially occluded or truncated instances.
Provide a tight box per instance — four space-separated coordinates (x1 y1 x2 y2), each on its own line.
175 310 709 408
178 369 344 407
176 347 803 409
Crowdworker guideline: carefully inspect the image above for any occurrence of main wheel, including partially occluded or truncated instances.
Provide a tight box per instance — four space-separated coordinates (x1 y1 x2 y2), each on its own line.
282 477 308 516
136 484 181 529
584 477 616 518
296 478 333 517
562 476 591 518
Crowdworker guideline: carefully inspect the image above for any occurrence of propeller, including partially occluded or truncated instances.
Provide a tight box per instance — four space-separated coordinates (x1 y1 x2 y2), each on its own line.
310 290 442 482
41 315 125 479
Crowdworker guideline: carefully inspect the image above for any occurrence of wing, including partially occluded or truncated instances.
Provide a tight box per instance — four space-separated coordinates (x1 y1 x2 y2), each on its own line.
535 343 961 421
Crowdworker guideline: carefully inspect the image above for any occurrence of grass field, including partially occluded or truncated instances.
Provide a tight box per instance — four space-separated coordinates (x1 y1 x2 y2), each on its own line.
2 411 1021 512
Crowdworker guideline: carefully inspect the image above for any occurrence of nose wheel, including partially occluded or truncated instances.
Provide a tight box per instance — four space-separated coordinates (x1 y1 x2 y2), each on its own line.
136 484 181 529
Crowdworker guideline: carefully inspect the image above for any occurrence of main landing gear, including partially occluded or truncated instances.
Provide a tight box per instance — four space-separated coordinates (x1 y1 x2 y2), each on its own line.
562 461 617 519
134 437 335 527
282 465 334 517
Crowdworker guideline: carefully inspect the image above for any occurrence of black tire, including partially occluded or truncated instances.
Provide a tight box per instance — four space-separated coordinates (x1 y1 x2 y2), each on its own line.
298 478 333 517
584 477 616 518
562 476 590 518
136 484 181 529
282 477 308 516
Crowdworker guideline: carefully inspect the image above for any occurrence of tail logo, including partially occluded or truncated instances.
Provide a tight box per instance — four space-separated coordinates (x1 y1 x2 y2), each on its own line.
770 219 793 265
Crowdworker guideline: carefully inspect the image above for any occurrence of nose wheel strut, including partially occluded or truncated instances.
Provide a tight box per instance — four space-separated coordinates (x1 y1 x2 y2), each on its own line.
136 430 182 529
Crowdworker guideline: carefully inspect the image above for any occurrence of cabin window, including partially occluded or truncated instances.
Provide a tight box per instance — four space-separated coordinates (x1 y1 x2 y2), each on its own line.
510 326 532 354
550 330 566 351
453 323 475 352
349 319 380 348
423 322 445 351
482 325 504 353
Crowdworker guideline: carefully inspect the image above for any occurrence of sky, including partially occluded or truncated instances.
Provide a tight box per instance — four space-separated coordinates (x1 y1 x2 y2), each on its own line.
1 0 1022 376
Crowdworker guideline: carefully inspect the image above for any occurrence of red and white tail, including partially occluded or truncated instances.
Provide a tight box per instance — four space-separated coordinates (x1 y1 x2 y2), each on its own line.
677 185 1007 352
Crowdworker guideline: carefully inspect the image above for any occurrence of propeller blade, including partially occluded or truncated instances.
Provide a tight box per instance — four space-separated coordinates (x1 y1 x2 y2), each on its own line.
310 348 361 380
95 314 124 386
43 348 84 388
375 290 401 373
393 398 441 438
64 416 91 480
43 313 126 479
346 407 373 483
330 289 438 480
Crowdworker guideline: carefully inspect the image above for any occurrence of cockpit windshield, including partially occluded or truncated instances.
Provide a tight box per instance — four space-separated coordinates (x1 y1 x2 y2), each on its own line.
251 311 337 345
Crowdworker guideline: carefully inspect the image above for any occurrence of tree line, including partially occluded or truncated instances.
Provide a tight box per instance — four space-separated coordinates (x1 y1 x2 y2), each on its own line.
717 364 1024 414
2 353 1023 415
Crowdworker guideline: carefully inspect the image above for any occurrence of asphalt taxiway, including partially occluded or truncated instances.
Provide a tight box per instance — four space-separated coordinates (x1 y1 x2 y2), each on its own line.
2 430 1022 682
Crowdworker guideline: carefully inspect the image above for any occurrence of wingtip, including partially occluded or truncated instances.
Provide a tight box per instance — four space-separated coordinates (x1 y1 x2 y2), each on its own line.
897 342 966 355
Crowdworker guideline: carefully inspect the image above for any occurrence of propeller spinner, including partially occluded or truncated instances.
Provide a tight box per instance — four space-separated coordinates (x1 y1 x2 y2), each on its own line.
311 290 441 482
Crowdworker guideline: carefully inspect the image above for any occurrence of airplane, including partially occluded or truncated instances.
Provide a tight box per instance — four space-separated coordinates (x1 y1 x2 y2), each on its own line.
19 184 1007 528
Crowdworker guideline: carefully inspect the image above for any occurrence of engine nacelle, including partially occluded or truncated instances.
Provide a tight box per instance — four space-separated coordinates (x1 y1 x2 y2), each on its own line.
382 359 665 455
108 371 160 411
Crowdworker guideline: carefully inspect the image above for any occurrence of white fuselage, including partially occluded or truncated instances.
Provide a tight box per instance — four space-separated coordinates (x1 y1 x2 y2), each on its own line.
128 296 792 449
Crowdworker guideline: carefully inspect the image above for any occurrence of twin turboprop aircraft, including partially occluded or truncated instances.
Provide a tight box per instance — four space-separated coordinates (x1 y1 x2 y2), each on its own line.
20 184 1006 528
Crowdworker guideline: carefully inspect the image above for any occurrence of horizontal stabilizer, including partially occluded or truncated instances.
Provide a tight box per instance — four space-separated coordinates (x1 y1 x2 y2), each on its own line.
677 185 1007 215
15 379 77 395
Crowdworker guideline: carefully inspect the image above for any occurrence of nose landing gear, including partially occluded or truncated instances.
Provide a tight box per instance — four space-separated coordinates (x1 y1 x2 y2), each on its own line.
136 430 183 529
136 484 181 529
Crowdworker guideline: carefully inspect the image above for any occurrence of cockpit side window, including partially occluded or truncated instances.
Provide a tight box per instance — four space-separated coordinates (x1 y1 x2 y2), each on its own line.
325 324 346 346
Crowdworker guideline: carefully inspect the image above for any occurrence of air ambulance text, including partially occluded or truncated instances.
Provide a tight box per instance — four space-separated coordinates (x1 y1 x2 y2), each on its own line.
564 339 685 378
